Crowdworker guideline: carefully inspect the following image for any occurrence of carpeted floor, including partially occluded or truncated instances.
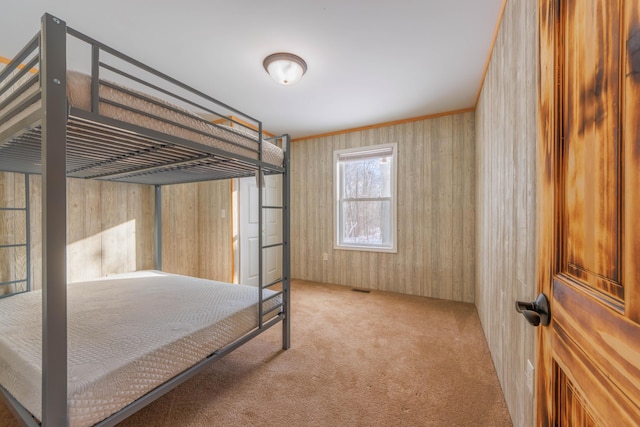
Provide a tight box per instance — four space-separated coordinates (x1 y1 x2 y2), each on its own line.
0 280 512 426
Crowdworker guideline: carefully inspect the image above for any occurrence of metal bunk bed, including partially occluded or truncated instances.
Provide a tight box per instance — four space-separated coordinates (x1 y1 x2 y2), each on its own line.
0 13 290 427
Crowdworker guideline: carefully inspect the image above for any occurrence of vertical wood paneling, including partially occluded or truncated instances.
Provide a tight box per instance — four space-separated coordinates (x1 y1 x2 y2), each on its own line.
82 179 103 280
475 0 538 425
451 114 464 302
197 180 232 282
101 181 138 276
291 111 475 302
67 178 91 280
161 181 231 282
0 175 156 289
162 183 198 277
28 175 41 289
462 112 476 302
422 119 434 298
130 182 155 273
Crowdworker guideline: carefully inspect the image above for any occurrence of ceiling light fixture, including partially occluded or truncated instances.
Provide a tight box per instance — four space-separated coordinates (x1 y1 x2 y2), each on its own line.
263 52 307 85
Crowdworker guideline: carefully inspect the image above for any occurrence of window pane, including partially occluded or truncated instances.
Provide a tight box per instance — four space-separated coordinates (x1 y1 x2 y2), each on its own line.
341 158 391 198
341 200 392 246
334 143 397 252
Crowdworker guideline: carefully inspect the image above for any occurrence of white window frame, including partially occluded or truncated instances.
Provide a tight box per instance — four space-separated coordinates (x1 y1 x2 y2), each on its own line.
333 143 398 253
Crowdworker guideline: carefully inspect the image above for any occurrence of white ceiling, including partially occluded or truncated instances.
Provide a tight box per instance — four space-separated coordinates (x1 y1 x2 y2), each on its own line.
0 1 504 139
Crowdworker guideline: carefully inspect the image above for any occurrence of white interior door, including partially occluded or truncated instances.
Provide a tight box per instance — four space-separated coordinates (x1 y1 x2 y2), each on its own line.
264 174 283 285
238 174 282 286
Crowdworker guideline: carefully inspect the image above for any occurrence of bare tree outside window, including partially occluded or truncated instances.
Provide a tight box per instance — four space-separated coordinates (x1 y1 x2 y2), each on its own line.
334 144 397 252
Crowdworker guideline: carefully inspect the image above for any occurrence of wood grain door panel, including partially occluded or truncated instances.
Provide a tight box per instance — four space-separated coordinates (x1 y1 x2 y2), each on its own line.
553 280 640 420
562 0 622 304
537 0 640 424
624 0 640 322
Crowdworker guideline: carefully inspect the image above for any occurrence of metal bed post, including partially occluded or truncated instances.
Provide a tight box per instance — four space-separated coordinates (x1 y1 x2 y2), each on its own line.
257 123 264 327
282 134 291 350
155 185 162 271
40 13 69 426
24 173 31 292
257 176 264 325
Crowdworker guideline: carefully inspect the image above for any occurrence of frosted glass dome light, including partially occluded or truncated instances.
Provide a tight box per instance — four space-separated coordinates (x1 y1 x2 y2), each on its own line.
263 53 307 85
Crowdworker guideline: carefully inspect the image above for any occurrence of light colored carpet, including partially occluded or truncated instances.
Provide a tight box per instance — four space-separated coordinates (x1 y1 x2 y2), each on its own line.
0 280 512 426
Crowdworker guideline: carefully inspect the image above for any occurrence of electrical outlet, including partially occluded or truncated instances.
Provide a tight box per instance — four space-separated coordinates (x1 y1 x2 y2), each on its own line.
526 359 534 393
220 209 226 218
322 253 328 261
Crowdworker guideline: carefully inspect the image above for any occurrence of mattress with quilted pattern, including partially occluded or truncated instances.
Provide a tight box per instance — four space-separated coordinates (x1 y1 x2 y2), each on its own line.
0 270 280 426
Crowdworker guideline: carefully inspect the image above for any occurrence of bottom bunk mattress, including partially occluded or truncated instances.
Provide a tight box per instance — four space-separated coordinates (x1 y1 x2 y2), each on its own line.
0 270 280 426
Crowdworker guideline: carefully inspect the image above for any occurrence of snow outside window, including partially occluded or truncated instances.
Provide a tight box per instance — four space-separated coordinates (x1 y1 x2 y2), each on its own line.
334 143 397 253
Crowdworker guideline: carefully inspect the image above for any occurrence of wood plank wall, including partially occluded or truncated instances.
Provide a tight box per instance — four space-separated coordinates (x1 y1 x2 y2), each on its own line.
0 62 232 285
0 174 156 289
475 0 538 425
161 181 231 282
291 112 475 302
0 174 232 288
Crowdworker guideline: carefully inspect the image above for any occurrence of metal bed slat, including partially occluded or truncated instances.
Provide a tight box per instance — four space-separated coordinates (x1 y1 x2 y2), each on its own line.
91 154 213 180
66 121 174 151
2 115 279 185
82 154 256 180
67 142 175 174
67 109 273 171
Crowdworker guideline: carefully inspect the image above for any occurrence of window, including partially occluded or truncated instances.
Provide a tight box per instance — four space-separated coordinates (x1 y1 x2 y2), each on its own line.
334 143 397 252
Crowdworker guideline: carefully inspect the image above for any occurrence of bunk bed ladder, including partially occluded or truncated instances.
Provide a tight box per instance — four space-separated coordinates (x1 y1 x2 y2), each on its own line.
257 134 291 350
0 173 31 298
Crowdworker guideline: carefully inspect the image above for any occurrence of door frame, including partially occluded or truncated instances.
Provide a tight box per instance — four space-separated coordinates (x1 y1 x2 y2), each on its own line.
536 0 559 422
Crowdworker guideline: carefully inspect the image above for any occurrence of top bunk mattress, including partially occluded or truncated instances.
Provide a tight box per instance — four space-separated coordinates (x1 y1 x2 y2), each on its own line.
0 270 280 427
65 71 284 167
0 68 283 178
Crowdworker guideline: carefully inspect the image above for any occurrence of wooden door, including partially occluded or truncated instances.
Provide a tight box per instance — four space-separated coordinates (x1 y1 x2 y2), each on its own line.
537 0 640 425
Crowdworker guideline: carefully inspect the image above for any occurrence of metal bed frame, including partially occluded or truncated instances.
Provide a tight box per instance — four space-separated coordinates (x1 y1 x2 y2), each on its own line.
0 173 31 297
0 13 290 427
